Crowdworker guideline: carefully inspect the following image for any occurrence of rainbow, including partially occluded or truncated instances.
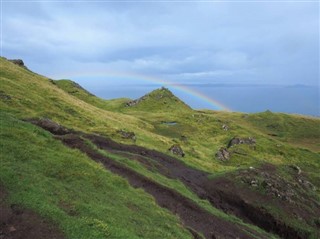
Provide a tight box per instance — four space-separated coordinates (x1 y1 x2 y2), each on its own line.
52 71 232 111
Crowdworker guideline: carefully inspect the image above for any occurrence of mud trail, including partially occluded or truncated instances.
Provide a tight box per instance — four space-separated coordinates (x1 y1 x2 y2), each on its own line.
58 134 258 239
0 185 64 239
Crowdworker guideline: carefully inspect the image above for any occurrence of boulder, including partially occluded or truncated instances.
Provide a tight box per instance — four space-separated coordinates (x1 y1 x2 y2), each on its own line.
228 137 256 148
169 144 185 157
9 59 25 67
215 147 230 161
222 124 229 131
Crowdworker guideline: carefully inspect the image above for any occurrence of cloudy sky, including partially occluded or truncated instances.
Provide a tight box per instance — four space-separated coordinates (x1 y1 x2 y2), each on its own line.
2 1 319 86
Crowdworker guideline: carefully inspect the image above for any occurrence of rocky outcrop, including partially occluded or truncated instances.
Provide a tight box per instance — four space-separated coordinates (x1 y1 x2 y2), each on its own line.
169 144 185 157
228 137 256 148
222 124 229 131
9 59 25 67
117 130 136 141
215 148 230 161
125 96 147 107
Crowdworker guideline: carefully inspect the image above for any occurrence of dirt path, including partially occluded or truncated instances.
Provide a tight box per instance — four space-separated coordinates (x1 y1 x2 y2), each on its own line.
58 134 259 239
86 134 317 239
0 185 64 239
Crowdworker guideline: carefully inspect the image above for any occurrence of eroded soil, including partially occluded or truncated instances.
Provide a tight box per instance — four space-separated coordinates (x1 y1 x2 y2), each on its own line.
0 185 64 239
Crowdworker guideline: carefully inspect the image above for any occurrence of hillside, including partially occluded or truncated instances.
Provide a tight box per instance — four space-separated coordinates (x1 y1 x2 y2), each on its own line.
1 57 320 239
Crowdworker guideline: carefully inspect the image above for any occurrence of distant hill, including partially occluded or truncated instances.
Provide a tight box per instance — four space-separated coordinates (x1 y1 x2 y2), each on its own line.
124 87 192 112
1 57 320 239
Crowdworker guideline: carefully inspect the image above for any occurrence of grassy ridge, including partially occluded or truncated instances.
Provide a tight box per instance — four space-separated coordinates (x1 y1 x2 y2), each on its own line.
54 79 130 112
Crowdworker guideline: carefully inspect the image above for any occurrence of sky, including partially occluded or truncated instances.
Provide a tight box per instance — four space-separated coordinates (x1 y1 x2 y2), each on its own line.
1 1 319 86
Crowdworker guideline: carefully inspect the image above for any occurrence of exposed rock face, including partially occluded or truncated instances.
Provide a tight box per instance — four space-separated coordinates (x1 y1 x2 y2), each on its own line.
228 137 256 148
117 129 136 141
169 144 185 157
9 59 25 67
26 118 71 135
125 96 147 107
215 147 230 161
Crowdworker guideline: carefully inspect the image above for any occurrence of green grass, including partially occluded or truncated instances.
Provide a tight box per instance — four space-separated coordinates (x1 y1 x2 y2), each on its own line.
0 111 193 239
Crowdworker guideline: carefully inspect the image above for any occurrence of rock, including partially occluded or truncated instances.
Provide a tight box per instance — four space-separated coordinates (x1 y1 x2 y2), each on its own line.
117 130 136 141
215 148 230 161
140 151 147 156
125 96 147 107
298 178 316 191
228 137 256 148
169 144 185 157
250 179 259 187
290 165 302 175
9 226 16 232
222 124 229 131
26 118 71 135
9 59 25 67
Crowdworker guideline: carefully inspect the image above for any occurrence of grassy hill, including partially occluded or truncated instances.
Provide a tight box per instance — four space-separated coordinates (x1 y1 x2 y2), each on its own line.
1 57 319 238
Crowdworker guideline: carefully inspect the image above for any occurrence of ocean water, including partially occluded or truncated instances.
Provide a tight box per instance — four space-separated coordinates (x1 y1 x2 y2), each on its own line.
81 83 319 117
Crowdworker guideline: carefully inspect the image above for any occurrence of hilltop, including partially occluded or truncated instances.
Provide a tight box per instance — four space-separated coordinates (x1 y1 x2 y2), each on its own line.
1 57 320 239
124 87 192 112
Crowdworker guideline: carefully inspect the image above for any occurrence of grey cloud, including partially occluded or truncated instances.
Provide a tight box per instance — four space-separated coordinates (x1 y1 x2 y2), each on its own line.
2 1 319 85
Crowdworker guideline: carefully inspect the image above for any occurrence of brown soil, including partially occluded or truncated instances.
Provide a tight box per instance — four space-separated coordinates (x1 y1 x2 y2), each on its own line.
0 185 64 239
